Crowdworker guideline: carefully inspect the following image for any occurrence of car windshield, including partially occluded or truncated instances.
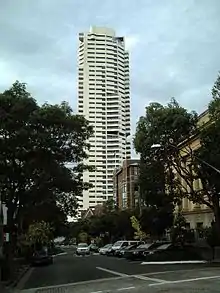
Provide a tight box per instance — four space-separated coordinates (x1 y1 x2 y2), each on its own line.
126 245 135 250
35 250 47 256
78 243 88 248
113 241 123 246
157 243 171 250
104 244 112 248
137 243 152 249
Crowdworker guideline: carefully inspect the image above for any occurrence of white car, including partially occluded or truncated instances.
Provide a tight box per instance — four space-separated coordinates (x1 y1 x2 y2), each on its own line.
76 243 90 255
99 244 113 255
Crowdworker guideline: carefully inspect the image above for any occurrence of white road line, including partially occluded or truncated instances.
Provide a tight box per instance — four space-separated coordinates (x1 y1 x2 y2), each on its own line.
149 275 220 287
96 267 129 277
143 267 216 277
24 276 124 291
141 260 207 265
117 287 135 291
133 274 167 283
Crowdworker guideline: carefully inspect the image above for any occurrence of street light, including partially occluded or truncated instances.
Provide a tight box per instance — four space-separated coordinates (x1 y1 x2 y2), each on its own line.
151 143 220 175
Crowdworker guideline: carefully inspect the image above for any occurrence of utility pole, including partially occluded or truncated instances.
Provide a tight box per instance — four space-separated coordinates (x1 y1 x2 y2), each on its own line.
0 197 3 283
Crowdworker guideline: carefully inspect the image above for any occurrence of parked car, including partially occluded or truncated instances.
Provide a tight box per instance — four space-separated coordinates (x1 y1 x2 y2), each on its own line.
31 249 53 266
89 243 99 253
76 243 90 255
99 244 113 255
108 240 141 256
115 243 140 258
125 243 158 260
144 243 203 261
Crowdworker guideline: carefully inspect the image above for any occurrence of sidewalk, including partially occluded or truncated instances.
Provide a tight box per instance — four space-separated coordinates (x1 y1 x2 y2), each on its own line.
0 282 12 293
1 258 30 291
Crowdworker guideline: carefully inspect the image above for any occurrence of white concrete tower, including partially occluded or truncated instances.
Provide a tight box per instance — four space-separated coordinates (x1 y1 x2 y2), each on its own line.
77 26 131 211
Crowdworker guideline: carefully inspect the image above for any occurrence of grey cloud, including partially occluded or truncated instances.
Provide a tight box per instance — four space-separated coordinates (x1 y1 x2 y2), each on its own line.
0 0 220 122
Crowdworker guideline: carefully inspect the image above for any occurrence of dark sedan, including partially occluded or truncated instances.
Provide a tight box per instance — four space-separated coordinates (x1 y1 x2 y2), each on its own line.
31 249 53 266
143 243 203 261
125 243 157 260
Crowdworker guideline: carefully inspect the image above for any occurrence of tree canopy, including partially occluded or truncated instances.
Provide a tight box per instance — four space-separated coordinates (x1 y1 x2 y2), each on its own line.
0 81 93 237
194 74 220 238
134 99 197 237
134 73 220 241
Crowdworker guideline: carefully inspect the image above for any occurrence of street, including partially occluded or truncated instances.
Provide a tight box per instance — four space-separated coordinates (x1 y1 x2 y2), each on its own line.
18 250 220 293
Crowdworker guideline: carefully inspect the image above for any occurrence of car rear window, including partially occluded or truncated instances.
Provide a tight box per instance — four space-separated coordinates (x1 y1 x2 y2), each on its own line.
78 243 88 247
138 243 152 249
113 241 123 246
157 243 171 250
104 244 112 248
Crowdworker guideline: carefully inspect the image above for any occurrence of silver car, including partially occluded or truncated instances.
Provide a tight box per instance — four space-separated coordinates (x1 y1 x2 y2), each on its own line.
76 243 90 255
99 244 113 255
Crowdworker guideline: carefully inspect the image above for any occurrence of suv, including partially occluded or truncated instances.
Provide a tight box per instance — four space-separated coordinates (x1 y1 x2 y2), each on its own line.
76 243 90 255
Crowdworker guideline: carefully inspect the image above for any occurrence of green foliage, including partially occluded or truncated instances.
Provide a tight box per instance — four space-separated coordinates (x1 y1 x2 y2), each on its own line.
170 213 188 245
0 81 93 236
193 74 220 240
134 99 198 157
78 232 89 243
134 98 198 238
134 73 220 240
25 221 54 247
130 216 147 240
103 198 117 214
70 209 134 243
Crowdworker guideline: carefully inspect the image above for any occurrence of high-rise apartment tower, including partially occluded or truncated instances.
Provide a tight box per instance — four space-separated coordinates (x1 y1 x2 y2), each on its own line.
77 27 131 211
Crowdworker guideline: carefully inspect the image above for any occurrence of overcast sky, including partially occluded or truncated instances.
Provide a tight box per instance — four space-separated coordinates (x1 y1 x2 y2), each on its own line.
1 0 220 134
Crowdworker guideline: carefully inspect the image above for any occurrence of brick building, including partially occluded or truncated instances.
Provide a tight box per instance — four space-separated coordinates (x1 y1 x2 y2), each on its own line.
113 159 140 210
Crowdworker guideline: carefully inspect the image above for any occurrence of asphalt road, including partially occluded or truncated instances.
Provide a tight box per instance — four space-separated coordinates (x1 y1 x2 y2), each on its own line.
19 251 220 293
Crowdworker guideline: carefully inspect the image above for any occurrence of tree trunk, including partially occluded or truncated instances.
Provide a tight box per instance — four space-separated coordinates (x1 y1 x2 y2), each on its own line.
3 205 16 281
212 194 220 245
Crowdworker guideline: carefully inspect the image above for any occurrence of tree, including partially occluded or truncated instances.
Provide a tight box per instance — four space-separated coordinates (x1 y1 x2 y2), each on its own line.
0 81 93 223
22 200 68 237
103 198 117 214
138 156 174 238
0 81 93 276
25 221 54 249
159 75 220 243
130 216 147 240
170 213 188 245
192 74 220 241
134 99 197 237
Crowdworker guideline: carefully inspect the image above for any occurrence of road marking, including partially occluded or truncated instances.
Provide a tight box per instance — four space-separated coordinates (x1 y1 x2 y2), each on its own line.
133 274 167 283
90 287 136 293
23 276 125 291
96 267 129 277
149 275 220 287
117 287 135 291
143 267 209 276
141 260 207 265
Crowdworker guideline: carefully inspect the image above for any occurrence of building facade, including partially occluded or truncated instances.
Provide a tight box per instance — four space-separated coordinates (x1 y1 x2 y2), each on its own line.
178 110 214 228
77 27 131 211
114 159 139 210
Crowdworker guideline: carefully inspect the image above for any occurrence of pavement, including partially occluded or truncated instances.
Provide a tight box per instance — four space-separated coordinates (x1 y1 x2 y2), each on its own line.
16 250 220 293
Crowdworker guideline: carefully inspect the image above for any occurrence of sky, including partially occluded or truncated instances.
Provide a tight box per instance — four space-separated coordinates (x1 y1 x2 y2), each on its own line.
1 0 220 137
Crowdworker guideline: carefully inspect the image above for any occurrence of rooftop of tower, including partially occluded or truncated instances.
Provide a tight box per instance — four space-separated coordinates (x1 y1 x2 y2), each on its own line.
89 26 115 37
